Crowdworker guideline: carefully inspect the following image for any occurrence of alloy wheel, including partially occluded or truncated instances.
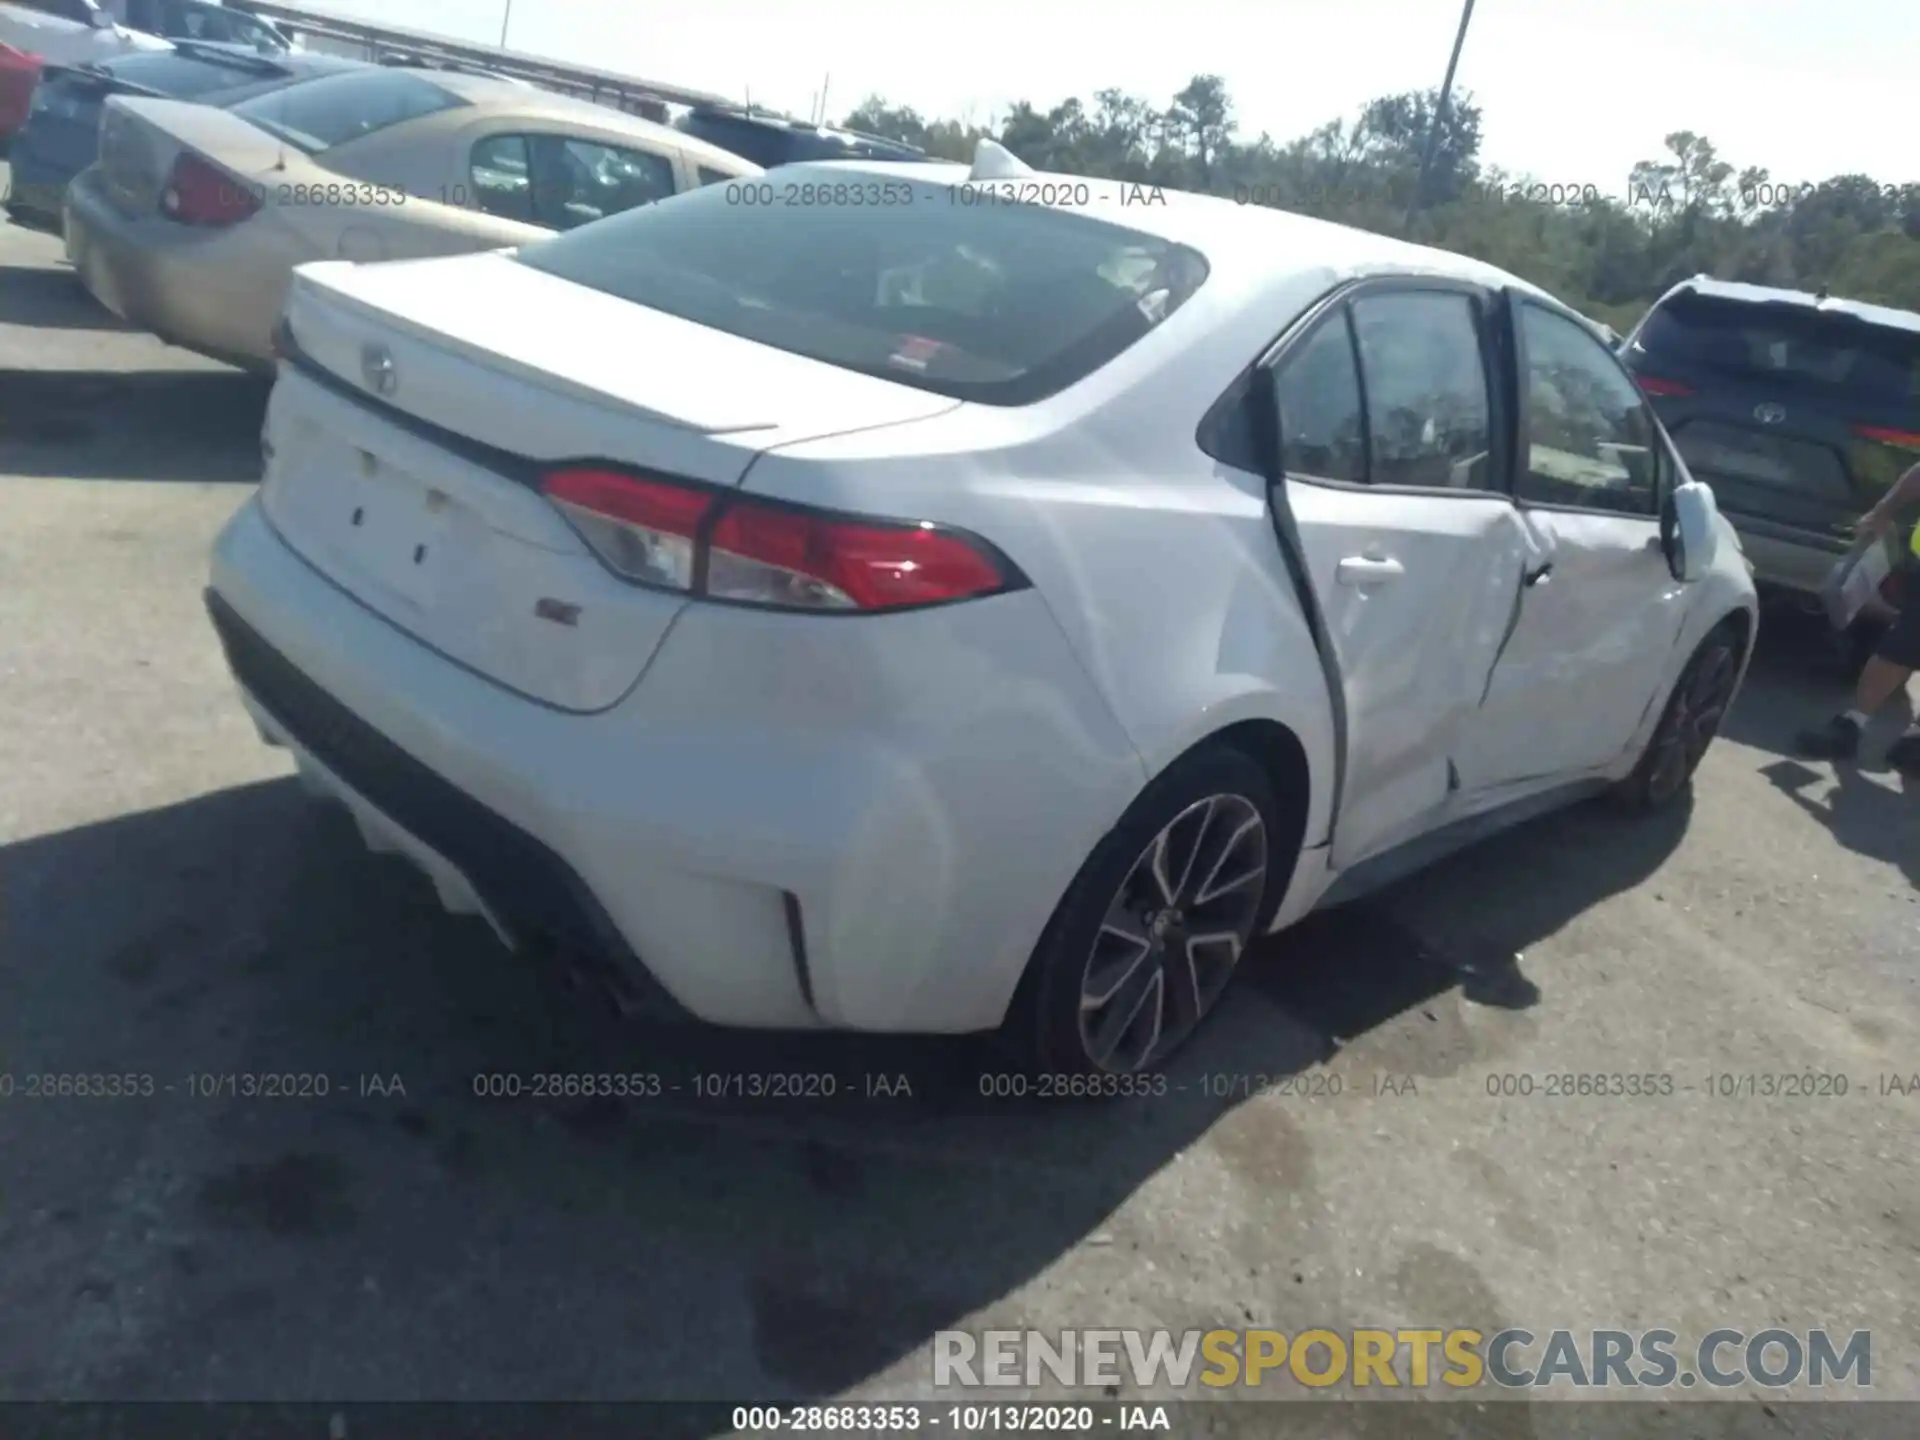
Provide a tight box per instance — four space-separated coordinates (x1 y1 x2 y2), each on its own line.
1645 643 1738 803
1077 794 1269 1073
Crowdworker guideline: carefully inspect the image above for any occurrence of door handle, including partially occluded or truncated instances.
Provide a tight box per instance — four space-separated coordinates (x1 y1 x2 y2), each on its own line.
1523 561 1553 587
1336 555 1405 587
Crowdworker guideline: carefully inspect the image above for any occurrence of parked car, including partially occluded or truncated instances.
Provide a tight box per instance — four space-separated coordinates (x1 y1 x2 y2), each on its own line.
0 38 39 138
203 143 1756 1076
1620 276 1918 655
6 41 358 232
0 0 168 67
112 0 293 53
674 102 931 168
0 0 168 138
64 66 760 368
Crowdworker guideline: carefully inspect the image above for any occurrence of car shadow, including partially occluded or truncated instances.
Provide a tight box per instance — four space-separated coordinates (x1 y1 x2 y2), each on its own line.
0 260 135 333
0 775 1687 1406
0 371 267 481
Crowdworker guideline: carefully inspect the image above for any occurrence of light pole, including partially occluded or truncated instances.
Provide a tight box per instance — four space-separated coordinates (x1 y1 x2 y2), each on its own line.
498 0 512 49
1405 0 1477 229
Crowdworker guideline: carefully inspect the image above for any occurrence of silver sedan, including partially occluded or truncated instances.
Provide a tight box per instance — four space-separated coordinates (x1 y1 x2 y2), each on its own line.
64 66 761 368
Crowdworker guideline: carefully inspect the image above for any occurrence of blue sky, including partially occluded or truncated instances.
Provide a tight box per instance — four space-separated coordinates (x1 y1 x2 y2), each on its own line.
318 0 1914 193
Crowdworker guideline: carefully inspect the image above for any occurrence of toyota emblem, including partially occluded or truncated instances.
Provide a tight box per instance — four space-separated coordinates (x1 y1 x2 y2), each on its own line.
360 343 397 397
1753 402 1786 425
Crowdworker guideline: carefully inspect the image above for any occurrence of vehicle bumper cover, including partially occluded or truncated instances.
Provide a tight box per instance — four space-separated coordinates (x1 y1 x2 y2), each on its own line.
208 496 1145 1034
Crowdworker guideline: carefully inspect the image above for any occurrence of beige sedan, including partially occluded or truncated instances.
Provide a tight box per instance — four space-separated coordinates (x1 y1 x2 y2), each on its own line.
64 67 761 369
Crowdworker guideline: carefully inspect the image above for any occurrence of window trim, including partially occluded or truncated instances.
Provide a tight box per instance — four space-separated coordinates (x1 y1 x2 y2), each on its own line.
1507 293 1664 521
1199 273 1514 501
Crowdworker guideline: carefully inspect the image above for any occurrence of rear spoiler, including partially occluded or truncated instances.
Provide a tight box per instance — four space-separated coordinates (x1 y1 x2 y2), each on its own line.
38 63 170 99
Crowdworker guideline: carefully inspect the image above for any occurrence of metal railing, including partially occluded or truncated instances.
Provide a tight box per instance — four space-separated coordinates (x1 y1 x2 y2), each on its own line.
226 0 732 120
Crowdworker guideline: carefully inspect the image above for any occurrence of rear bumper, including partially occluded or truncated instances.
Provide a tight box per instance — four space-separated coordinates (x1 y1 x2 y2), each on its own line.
64 166 289 369
208 496 1145 1034
4 144 76 233
1724 515 1848 598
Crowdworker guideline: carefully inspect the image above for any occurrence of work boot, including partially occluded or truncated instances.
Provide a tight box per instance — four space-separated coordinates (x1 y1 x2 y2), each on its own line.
1796 713 1863 760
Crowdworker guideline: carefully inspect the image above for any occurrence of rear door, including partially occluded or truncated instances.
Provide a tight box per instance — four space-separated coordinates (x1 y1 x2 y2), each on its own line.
1623 289 1920 591
1455 295 1691 791
1263 280 1537 870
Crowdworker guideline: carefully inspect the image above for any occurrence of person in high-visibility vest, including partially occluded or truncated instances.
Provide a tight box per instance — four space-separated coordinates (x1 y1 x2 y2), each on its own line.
1798 460 1920 772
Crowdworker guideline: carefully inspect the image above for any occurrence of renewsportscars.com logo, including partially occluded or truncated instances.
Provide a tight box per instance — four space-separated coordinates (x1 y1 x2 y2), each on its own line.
933 1328 1872 1391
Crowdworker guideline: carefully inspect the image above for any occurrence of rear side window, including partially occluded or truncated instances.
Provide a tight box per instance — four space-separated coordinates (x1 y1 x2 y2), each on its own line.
227 69 463 154
1635 293 1920 407
514 177 1210 406
94 51 287 98
1271 315 1366 483
1350 291 1494 489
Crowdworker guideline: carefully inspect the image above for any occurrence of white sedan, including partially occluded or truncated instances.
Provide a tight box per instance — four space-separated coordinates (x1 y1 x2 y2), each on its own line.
206 143 1757 1076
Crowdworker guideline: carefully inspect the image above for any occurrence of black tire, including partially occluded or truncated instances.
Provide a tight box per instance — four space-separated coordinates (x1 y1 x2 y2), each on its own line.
1002 744 1288 1078
1611 620 1745 813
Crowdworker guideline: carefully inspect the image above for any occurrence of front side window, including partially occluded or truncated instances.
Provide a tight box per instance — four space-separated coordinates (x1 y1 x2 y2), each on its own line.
529 136 676 231
1271 312 1366 483
1349 291 1494 490
1518 303 1660 516
514 172 1210 405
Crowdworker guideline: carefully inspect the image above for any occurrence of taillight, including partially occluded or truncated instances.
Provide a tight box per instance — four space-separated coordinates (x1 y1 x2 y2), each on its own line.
540 467 1020 612
1634 376 1694 397
1852 424 1920 452
159 151 260 227
0 43 41 67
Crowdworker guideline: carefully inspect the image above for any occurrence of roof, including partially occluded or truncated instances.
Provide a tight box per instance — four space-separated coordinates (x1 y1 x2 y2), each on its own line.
1669 275 1920 336
788 158 1563 302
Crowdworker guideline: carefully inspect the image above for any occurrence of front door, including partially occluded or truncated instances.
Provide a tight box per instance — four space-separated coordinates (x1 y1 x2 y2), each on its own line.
1454 297 1691 793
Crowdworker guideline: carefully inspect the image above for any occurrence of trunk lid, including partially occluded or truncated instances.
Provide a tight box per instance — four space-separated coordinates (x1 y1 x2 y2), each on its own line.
260 255 959 712
96 93 285 218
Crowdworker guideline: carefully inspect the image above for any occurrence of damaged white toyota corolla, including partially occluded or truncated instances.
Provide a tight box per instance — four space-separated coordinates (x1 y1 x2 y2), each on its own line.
206 141 1757 1076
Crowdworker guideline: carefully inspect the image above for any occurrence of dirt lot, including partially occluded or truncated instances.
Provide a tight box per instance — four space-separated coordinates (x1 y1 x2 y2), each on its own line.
2 192 1916 1435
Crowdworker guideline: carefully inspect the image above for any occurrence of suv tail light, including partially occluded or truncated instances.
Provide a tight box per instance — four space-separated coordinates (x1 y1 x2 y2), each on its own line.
159 151 260 227
540 467 1022 612
1634 376 1694 397
1852 424 1920 452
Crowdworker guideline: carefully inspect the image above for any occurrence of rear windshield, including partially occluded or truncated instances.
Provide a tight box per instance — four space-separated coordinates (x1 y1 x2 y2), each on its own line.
88 51 288 99
513 178 1210 406
227 69 463 154
1636 293 1920 407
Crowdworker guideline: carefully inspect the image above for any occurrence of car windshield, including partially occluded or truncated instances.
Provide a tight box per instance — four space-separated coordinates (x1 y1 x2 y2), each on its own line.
513 177 1209 406
226 68 463 154
1637 293 1920 406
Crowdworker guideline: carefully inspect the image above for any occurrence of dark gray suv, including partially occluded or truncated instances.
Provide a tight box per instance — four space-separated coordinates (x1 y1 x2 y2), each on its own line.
1620 277 1917 640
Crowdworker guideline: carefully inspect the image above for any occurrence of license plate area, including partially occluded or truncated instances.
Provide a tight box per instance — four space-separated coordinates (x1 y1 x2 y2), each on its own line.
282 428 477 614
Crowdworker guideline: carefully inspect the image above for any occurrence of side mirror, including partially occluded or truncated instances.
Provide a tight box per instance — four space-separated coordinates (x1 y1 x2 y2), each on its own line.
89 8 116 27
1662 479 1718 582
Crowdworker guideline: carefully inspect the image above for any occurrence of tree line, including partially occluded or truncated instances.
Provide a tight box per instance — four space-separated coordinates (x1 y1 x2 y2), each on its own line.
844 78 1920 333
